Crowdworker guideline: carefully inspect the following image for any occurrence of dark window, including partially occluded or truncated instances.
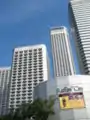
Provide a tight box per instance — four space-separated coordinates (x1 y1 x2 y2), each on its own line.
11 94 15 97
16 101 20 103
16 94 20 97
22 87 26 89
22 94 26 96
16 97 20 100
22 97 26 99
17 88 21 90
11 98 14 100
38 48 42 51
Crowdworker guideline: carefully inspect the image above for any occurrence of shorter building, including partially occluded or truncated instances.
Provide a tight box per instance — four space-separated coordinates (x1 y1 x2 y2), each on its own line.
9 44 49 110
0 67 11 115
34 75 90 120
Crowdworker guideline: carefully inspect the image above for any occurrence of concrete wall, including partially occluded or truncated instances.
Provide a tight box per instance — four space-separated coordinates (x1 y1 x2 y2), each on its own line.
34 75 90 120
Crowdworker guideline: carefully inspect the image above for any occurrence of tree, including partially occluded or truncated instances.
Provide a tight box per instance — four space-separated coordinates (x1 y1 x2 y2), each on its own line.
12 101 33 120
0 97 55 120
32 97 55 120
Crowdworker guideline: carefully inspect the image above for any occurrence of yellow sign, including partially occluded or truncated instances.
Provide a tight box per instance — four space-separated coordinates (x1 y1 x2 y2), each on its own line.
59 92 85 109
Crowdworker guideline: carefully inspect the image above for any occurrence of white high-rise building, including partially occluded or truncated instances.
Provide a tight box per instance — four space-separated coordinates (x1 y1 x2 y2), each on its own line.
9 44 49 110
69 0 90 74
0 67 11 115
50 26 75 77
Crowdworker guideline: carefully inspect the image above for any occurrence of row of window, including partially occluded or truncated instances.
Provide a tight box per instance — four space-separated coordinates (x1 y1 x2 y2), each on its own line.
10 93 32 97
10 98 32 104
11 90 32 94
14 54 43 58
14 57 42 60
13 66 43 70
15 50 42 53
12 75 43 79
12 72 43 76
10 100 32 108
12 79 42 83
12 67 43 71
13 67 43 71
13 59 43 64
14 51 42 55
11 79 36 83
11 86 33 90
11 82 39 88
14 54 43 59
14 64 42 67
13 61 43 65
12 73 43 77
13 72 43 75
14 58 43 62
15 48 42 54
12 80 32 85
10 98 32 102
12 69 43 72
0 71 9 74
11 84 32 87
11 89 32 93
12 79 43 82
10 81 42 90
10 99 32 105
13 62 43 66
0 73 10 77
11 80 39 84
12 70 43 74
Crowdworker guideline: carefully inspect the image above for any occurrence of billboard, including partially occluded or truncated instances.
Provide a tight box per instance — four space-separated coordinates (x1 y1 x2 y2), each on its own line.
58 86 85 109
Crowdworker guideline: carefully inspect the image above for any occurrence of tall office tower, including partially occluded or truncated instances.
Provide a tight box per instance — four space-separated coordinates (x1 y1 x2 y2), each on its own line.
69 0 90 74
9 44 49 110
0 67 11 115
50 26 75 77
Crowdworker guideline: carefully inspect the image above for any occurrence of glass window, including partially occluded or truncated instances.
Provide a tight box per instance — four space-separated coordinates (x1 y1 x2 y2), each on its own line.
28 97 32 99
22 87 26 89
16 94 20 97
38 48 42 51
24 50 28 53
29 50 32 52
10 105 14 108
11 98 14 100
17 88 21 90
16 97 20 100
11 94 15 97
22 94 26 96
28 83 32 86
22 91 26 93
22 97 26 99
16 101 20 103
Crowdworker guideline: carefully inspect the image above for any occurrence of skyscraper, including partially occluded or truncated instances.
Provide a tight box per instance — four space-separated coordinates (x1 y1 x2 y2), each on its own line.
9 44 49 110
69 0 90 74
50 26 75 77
0 67 11 115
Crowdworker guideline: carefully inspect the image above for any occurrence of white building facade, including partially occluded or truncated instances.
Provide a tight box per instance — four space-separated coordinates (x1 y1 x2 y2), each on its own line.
50 26 75 77
9 44 49 110
0 67 11 115
69 0 90 74
34 75 90 120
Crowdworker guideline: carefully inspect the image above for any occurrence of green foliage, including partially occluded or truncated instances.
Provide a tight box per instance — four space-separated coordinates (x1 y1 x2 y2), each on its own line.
0 97 55 120
32 98 55 120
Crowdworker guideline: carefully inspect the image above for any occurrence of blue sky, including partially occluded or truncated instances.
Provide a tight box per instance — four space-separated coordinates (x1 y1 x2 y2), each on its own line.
0 0 79 76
